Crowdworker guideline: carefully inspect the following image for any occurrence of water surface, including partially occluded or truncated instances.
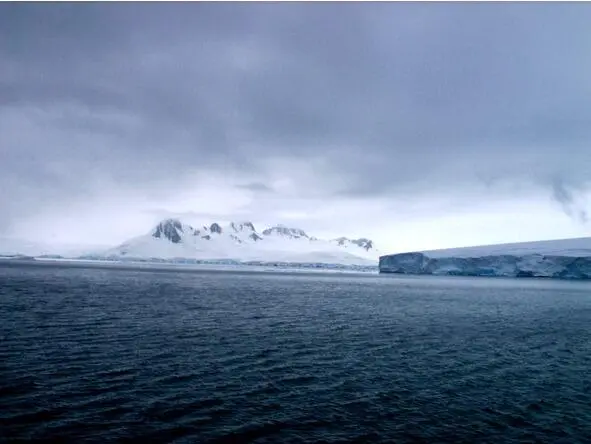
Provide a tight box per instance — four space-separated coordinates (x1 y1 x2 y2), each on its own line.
1 262 590 443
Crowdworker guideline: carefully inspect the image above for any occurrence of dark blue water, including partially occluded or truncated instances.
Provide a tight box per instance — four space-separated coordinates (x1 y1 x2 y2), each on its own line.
2 261 591 443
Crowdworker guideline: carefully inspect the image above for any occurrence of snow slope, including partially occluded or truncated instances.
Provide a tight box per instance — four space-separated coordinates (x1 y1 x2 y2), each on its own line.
0 237 106 258
379 237 591 279
98 219 379 266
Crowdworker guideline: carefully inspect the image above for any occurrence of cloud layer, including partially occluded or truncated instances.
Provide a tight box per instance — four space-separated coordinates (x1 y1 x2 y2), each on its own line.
1 3 591 251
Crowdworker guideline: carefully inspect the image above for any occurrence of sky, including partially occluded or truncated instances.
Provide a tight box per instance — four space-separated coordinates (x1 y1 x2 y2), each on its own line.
1 2 591 253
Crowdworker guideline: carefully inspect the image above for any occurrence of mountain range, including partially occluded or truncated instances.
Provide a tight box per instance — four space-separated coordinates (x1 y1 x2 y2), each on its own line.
97 219 379 265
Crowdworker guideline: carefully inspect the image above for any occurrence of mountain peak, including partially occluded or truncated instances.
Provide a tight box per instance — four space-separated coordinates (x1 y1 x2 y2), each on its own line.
152 219 184 244
352 238 374 251
262 225 309 239
230 221 256 233
209 223 222 234
332 236 374 251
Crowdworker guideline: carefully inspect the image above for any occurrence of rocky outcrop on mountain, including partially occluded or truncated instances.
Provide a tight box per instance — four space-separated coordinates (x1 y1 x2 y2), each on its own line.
152 219 184 244
209 223 222 234
333 237 374 252
262 226 310 239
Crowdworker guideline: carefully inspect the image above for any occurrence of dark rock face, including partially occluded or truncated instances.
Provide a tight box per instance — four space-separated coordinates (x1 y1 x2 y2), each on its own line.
230 234 243 244
152 219 184 244
201 235 211 240
231 222 256 232
250 233 263 242
210 223 222 234
334 237 347 246
334 236 373 251
352 238 373 251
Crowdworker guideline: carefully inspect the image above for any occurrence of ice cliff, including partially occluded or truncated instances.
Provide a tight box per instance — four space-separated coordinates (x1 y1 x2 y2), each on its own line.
379 237 591 279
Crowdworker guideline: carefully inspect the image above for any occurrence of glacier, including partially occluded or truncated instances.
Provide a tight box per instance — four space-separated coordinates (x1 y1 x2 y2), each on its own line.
379 237 591 279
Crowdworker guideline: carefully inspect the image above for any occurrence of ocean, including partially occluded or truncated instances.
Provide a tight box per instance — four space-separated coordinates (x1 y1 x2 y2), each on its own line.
1 261 591 443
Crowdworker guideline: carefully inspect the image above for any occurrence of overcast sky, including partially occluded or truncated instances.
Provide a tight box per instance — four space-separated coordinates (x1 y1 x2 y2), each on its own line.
2 2 591 252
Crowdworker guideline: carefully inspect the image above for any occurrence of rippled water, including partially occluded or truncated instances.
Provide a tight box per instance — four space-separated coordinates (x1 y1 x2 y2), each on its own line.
2 262 591 443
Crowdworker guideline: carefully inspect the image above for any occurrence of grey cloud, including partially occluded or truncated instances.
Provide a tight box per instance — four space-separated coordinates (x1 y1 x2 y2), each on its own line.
2 3 591 234
551 179 589 225
236 183 274 193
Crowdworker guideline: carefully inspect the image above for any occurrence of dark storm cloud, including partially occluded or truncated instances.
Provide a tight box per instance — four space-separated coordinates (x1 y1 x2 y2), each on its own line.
551 178 589 225
2 2 591 231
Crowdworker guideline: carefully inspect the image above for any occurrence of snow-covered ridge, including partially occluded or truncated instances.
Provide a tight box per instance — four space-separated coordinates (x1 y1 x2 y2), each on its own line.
379 237 591 279
99 218 379 266
420 237 591 258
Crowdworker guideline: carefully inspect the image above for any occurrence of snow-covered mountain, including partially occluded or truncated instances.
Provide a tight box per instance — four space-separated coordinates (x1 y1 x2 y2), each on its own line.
98 219 379 265
379 237 591 279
